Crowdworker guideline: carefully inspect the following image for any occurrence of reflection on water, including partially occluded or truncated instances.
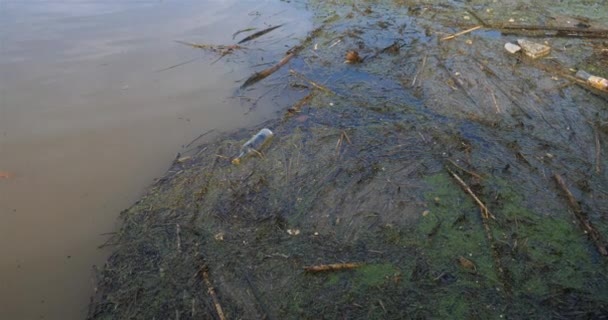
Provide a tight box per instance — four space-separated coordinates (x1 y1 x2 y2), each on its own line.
0 1 310 318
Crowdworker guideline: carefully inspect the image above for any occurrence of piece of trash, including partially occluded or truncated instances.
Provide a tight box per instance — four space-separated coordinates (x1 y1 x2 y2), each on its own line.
177 156 192 163
508 18 515 23
465 39 473 45
576 70 608 91
232 128 274 165
214 232 224 241
344 50 361 64
287 229 300 236
504 42 521 54
517 39 550 59
422 210 430 217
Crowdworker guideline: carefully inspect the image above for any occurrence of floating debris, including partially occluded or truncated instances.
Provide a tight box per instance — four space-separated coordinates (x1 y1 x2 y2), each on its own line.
344 50 361 63
576 69 608 91
517 39 551 58
237 24 284 44
504 42 521 54
232 128 274 165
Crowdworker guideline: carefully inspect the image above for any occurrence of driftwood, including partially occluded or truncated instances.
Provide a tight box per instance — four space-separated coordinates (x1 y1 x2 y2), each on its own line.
464 10 608 38
498 24 608 38
554 174 608 256
241 25 325 89
241 53 296 89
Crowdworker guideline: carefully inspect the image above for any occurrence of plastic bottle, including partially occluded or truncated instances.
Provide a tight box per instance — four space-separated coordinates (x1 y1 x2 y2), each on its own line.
576 70 608 91
231 128 274 165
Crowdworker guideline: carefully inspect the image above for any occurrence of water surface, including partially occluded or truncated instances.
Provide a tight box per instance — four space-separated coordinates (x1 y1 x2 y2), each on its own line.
0 1 309 318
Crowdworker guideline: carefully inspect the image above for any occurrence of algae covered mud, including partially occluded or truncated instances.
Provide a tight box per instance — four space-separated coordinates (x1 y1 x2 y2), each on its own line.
89 1 608 319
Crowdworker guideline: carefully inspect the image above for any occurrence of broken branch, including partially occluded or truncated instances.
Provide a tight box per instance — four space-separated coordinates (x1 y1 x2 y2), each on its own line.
240 24 326 89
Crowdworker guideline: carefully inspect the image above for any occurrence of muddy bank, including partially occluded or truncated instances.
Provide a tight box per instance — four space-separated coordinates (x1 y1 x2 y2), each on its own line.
89 1 608 319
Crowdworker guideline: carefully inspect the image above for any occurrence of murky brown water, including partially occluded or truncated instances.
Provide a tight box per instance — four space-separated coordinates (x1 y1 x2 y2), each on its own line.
0 1 309 318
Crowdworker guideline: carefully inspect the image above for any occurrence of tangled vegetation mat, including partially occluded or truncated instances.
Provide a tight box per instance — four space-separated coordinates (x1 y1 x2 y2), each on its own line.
89 1 608 319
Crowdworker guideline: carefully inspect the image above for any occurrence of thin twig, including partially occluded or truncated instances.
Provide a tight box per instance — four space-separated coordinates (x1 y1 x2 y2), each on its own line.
185 129 215 149
238 24 283 44
289 69 333 93
156 57 201 72
447 167 510 295
440 25 482 41
199 265 227 320
554 174 608 256
286 91 315 114
447 159 483 180
304 262 362 272
589 122 602 173
341 131 352 145
412 54 428 86
447 168 494 219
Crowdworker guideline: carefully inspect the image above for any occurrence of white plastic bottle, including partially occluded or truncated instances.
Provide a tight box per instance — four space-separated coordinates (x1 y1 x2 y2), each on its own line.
232 128 274 165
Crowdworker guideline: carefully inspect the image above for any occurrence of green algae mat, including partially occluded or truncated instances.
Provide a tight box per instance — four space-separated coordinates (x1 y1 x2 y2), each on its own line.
88 1 608 319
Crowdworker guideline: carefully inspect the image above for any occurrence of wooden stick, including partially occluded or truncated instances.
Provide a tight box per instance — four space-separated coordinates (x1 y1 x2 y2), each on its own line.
498 23 608 38
447 168 495 220
241 25 325 89
440 25 482 41
289 70 333 93
447 167 510 295
447 159 483 180
554 174 608 256
199 265 227 320
286 91 315 114
241 52 295 89
304 262 362 272
412 54 428 86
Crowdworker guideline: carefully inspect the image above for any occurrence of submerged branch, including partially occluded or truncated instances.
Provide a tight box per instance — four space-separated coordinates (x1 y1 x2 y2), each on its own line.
238 24 284 44
241 24 326 89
